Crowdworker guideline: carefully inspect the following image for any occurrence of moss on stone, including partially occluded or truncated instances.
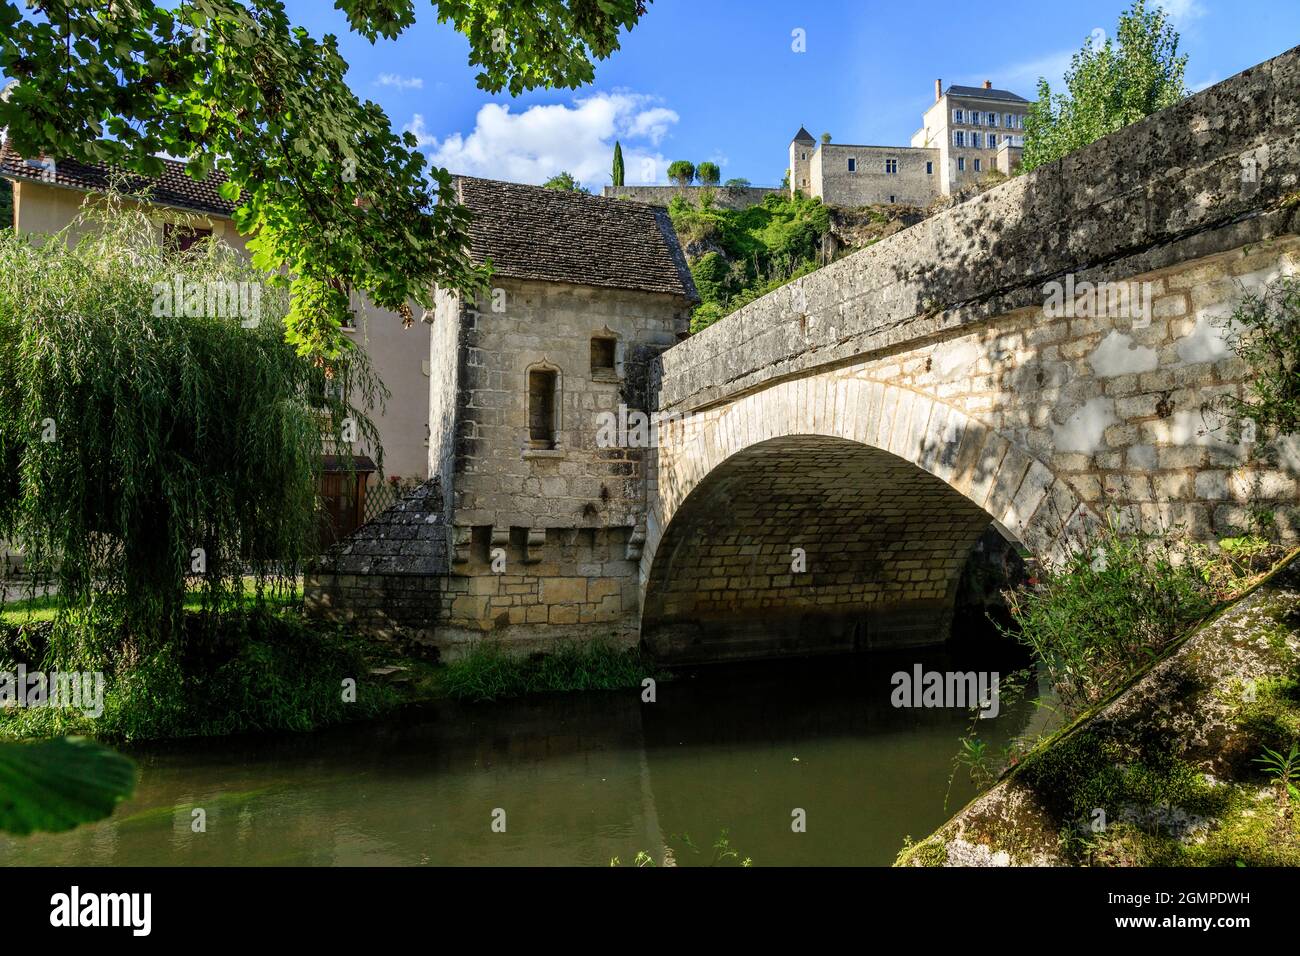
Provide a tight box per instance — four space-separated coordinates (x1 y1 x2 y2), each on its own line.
894 834 949 867
1233 669 1300 752
1088 786 1300 866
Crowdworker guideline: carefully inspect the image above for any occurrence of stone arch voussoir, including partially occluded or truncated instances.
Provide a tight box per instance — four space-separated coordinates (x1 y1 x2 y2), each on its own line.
642 376 1093 595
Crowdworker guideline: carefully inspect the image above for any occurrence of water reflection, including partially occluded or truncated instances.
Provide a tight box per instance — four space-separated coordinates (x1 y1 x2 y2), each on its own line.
0 638 1041 866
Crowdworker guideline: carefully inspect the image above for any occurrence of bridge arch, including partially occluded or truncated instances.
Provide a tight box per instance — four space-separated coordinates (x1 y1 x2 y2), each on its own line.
640 377 1091 660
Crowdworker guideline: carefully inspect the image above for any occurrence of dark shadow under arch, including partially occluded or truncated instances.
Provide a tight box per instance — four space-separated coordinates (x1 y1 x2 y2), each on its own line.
641 434 1018 662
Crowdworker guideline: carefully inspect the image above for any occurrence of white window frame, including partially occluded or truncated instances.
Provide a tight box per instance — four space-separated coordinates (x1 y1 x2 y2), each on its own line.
953 108 964 124
974 158 982 172
957 157 966 172
953 130 965 147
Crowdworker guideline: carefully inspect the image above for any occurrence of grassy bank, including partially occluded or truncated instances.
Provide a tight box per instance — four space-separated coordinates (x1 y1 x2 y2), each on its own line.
432 640 663 703
0 606 399 743
897 548 1300 867
1 594 666 740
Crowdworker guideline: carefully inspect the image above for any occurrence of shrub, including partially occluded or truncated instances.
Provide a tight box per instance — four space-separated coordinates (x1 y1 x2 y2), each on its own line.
0 607 398 742
667 191 833 330
542 171 589 193
689 252 730 306
1003 517 1215 712
1215 276 1300 439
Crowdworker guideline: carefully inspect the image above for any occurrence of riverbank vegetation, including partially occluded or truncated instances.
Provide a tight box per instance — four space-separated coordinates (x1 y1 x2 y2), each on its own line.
901 549 1300 867
0 204 390 754
434 640 661 703
0 606 398 743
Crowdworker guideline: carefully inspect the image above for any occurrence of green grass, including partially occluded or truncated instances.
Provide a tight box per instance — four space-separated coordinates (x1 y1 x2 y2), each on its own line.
1 581 304 625
435 640 662 702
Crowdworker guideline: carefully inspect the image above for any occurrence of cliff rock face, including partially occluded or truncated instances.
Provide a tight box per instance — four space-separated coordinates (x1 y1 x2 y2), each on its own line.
898 552 1300 866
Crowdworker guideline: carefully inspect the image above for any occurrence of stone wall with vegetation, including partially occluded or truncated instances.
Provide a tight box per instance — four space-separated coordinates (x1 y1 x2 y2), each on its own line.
898 551 1300 867
603 184 782 209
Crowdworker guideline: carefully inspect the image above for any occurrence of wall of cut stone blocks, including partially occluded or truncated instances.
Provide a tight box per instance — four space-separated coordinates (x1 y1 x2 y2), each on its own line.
640 435 992 659
380 277 687 655
430 525 642 655
602 184 783 209
812 144 941 208
446 277 688 535
645 241 1300 650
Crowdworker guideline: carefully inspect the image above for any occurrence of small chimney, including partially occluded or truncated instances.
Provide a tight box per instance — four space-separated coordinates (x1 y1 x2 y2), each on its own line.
935 79 942 103
983 80 992 89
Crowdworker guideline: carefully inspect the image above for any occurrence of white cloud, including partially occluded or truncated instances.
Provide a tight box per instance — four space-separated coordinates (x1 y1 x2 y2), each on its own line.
403 114 437 148
1154 0 1207 26
412 92 680 190
626 107 678 146
377 73 423 91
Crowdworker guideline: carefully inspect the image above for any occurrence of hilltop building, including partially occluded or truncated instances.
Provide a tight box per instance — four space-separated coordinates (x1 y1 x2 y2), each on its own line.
791 79 1030 206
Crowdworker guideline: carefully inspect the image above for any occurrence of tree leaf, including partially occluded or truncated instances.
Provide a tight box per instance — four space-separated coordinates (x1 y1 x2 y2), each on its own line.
0 738 137 836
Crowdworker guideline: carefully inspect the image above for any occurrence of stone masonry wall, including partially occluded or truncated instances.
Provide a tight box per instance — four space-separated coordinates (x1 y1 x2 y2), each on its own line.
603 184 782 210
642 240 1300 662
812 144 941 208
319 276 691 657
446 277 688 535
641 435 992 661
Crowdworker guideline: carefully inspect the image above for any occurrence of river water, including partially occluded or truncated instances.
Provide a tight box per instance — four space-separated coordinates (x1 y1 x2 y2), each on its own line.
0 637 1044 867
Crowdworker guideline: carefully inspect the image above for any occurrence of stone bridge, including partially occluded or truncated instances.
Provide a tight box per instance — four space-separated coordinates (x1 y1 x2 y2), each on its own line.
636 47 1300 660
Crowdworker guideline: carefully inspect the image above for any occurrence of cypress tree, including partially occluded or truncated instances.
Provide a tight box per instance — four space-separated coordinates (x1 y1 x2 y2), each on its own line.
612 141 625 187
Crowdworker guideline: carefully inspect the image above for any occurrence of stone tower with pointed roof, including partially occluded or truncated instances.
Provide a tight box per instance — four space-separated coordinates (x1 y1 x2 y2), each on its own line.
788 126 816 198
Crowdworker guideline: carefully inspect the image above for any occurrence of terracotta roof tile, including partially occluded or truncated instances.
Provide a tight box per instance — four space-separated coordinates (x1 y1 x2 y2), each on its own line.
0 140 236 217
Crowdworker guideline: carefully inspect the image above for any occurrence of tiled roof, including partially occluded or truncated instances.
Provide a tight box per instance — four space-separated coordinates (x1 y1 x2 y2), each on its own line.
944 85 1030 104
455 176 699 302
317 477 449 576
0 140 236 217
792 126 816 143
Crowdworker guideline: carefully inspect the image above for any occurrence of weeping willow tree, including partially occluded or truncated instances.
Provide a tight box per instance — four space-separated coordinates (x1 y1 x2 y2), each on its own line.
0 196 384 657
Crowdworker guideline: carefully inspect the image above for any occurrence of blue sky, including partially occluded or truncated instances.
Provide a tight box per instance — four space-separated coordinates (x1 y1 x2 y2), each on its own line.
285 0 1295 191
19 1 1299 191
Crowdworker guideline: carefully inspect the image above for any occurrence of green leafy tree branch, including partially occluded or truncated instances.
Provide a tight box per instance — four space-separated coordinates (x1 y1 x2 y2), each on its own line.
0 0 648 357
